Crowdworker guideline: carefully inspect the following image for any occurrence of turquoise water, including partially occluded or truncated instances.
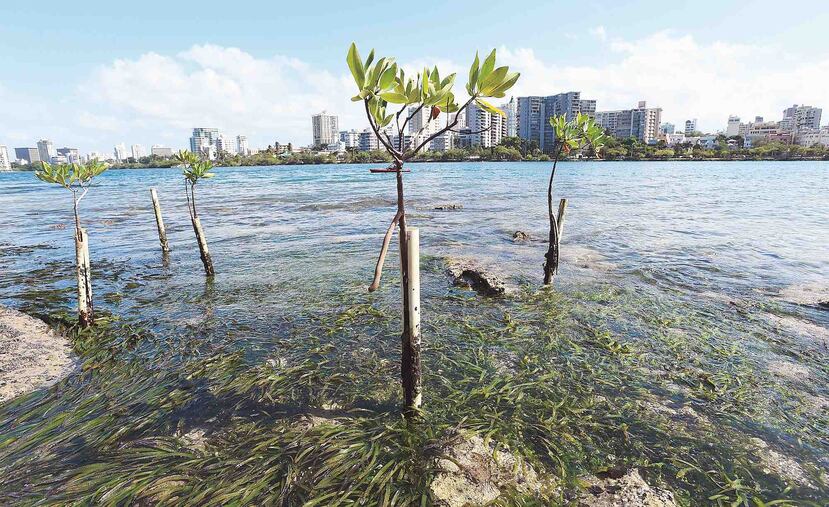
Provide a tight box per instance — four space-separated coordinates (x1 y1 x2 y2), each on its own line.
0 161 828 504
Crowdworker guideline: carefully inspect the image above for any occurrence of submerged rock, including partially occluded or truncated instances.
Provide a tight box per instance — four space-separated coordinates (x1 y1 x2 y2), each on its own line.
445 258 511 296
764 314 829 348
432 203 463 211
0 306 78 403
512 230 530 242
748 437 816 489
569 468 677 507
429 431 548 506
778 284 829 310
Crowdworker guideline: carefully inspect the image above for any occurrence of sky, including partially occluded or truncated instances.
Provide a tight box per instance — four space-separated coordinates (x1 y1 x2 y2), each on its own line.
2 0 829 155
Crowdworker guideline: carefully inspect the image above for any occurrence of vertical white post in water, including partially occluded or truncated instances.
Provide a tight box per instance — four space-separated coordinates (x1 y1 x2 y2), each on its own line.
75 228 94 326
406 227 422 408
556 198 568 237
150 188 169 253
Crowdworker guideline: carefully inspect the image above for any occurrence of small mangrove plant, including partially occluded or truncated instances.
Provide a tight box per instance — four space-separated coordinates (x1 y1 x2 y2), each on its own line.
347 42 519 414
35 160 108 326
175 150 216 276
543 113 604 285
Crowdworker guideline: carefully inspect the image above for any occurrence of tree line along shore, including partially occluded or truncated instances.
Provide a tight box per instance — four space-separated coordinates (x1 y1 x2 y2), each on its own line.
9 136 829 172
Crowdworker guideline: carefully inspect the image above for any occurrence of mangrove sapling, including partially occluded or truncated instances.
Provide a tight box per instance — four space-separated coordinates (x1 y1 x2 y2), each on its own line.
346 42 519 414
175 151 216 276
543 114 605 285
35 161 109 326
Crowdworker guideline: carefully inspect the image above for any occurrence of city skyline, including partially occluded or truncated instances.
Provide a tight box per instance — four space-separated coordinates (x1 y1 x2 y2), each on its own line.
3 1 829 154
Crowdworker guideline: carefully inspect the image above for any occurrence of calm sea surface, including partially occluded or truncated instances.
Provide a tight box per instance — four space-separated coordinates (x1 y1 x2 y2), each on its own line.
1 160 826 301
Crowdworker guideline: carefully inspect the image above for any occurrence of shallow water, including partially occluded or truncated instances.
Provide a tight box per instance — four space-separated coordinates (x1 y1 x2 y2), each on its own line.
0 161 828 504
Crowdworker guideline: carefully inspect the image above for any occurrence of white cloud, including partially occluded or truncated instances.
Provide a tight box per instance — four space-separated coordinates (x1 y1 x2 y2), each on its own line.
80 44 361 149
498 31 829 132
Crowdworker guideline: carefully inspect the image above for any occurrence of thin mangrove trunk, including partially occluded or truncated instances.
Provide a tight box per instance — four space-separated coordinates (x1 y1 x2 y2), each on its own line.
543 146 564 285
368 210 402 292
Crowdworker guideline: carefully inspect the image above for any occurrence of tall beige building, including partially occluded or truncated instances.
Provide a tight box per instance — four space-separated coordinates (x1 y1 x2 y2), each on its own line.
312 111 339 147
595 101 662 143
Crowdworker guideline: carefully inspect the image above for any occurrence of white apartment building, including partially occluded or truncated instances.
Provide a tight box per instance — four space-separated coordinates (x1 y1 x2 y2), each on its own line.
236 135 249 156
131 144 146 159
664 133 687 146
37 139 56 163
114 143 128 162
216 134 235 155
503 97 518 138
358 128 379 152
726 116 741 137
780 104 822 132
339 129 359 149
684 119 697 135
190 127 220 159
462 103 507 148
0 145 11 171
151 146 173 157
595 101 662 144
796 127 829 147
312 111 339 147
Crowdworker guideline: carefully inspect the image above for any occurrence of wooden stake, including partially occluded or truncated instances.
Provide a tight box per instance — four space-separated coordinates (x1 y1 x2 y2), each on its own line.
556 198 568 237
191 216 214 276
405 227 422 409
75 228 94 327
150 188 170 253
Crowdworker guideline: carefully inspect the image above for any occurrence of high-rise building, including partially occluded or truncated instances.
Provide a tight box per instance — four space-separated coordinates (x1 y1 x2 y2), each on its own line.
151 146 173 157
726 116 741 137
312 111 339 147
114 143 128 162
780 104 822 133
464 102 507 148
595 101 663 144
0 146 11 171
57 147 80 164
684 119 697 135
112 143 129 162
660 122 675 135
37 139 56 163
190 128 220 158
503 97 518 138
14 147 40 164
517 92 596 153
130 144 146 159
215 134 235 155
236 135 249 156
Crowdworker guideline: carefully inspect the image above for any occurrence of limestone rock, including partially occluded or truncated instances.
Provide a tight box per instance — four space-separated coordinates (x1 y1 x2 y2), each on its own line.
512 231 530 242
445 258 510 296
570 468 677 507
430 432 547 506
748 437 815 489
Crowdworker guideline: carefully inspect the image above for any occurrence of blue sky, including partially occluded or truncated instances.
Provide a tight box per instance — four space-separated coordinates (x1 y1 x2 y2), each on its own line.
3 0 829 154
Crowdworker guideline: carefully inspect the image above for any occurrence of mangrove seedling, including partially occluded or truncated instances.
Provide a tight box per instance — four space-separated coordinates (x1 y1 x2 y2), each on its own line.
175 150 216 276
35 160 108 326
347 42 519 414
543 113 605 285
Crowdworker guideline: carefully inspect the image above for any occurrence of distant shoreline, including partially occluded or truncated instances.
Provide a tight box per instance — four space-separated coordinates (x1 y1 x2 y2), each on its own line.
7 157 829 173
